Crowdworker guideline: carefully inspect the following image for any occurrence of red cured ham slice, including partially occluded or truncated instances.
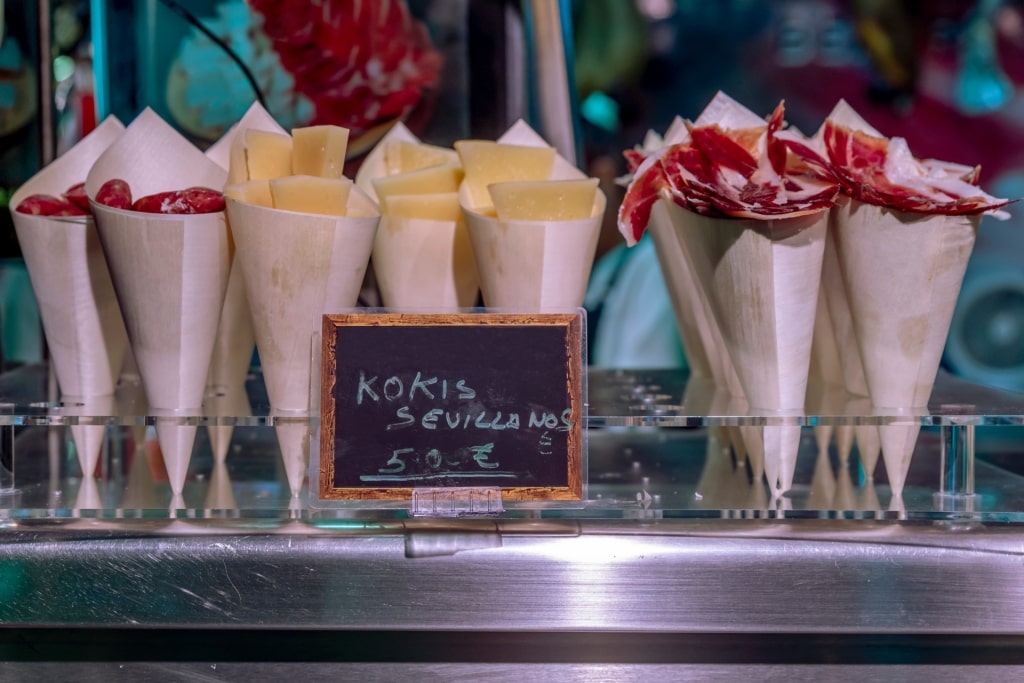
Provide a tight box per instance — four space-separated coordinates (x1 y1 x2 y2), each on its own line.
618 101 838 245
822 121 1011 215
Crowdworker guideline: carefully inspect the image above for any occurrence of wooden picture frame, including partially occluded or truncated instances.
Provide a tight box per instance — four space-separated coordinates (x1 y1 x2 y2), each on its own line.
319 312 585 502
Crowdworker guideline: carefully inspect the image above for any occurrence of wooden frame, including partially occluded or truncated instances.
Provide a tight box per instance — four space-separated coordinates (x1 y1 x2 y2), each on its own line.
319 312 584 502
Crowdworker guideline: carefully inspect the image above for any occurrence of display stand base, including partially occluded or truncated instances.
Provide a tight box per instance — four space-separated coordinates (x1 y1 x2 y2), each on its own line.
411 487 504 517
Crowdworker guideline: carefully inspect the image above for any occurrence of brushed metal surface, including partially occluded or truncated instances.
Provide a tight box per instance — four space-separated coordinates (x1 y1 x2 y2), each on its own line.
2 519 1024 633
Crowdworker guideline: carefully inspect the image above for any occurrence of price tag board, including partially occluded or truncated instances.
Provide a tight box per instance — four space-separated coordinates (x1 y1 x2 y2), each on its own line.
319 311 585 502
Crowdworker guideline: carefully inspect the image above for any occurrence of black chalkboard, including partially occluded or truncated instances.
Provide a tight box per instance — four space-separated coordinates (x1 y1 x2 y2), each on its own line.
319 312 584 501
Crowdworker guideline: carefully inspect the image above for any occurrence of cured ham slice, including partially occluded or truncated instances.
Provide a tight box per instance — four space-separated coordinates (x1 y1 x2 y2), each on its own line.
618 101 838 246
822 121 1011 216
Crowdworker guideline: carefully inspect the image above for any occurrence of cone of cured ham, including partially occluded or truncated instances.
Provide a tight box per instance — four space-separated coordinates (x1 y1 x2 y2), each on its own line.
459 120 605 310
203 103 285 462
821 100 1011 496
86 108 232 495
11 117 129 479
354 122 478 308
618 93 838 496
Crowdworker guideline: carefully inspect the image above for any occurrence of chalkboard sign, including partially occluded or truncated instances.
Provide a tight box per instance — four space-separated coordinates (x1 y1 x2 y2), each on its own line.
319 312 585 502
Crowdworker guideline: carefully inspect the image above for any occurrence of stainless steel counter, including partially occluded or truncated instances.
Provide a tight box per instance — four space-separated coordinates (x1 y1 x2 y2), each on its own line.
2 365 1024 677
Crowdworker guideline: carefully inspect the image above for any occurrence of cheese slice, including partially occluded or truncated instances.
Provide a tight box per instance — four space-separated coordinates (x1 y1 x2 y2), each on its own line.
371 163 463 203
225 179 274 208
292 125 350 178
245 130 293 180
454 140 556 209
269 175 352 216
381 192 462 222
489 178 599 221
227 133 249 185
383 140 459 175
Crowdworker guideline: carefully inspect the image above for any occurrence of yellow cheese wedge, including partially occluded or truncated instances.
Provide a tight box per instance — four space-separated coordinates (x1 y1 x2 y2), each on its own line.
269 175 352 216
383 140 459 175
371 163 463 203
380 192 462 222
454 140 557 210
489 178 599 221
225 179 274 208
292 125 350 178
227 133 249 185
245 130 293 180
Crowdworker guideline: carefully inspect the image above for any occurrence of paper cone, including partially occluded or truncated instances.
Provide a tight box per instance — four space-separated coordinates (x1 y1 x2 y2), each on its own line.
854 423 881 479
661 200 827 492
73 476 102 511
205 103 285 392
11 116 129 400
832 463 857 510
86 108 231 415
120 439 161 510
205 459 236 510
353 120 420 202
274 418 311 498
822 199 870 397
64 394 114 480
226 188 378 412
461 121 604 310
807 447 836 509
204 384 252 464
834 201 978 495
154 417 197 496
372 214 479 308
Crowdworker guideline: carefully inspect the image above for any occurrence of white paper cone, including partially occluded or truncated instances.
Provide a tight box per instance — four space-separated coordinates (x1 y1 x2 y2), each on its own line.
120 439 160 510
859 477 881 513
664 201 827 413
155 418 197 496
822 200 870 396
204 385 252 464
835 202 978 409
226 188 378 412
462 193 605 310
373 214 479 308
739 423 765 486
649 200 729 382
854 423 881 478
74 476 102 511
835 424 855 464
65 394 114 480
832 463 856 510
275 419 311 498
205 101 287 178
835 202 977 496
205 459 236 510
86 109 231 414
205 102 285 392
879 420 921 498
807 447 836 509
354 120 419 202
12 117 128 400
461 120 604 310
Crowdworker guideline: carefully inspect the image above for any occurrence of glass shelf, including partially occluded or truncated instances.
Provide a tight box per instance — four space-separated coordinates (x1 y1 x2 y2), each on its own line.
0 363 1022 523
1 364 1022 427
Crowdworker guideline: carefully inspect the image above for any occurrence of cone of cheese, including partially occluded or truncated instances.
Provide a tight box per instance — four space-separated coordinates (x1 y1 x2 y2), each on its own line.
86 108 232 495
224 122 379 496
618 93 838 496
203 103 285 462
458 120 605 309
354 123 477 308
821 100 1011 496
11 116 129 479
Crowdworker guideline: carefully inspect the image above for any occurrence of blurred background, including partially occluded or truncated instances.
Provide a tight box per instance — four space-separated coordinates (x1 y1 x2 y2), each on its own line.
2 0 1022 392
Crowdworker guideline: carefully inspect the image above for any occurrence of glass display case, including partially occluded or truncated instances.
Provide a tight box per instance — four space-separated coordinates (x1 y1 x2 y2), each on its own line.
5 1 1024 677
